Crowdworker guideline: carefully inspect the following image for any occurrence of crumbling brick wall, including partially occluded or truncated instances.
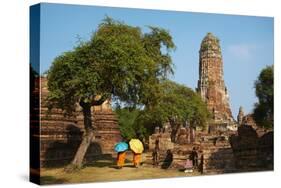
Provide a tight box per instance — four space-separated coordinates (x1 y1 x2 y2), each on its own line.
230 125 273 171
35 77 122 167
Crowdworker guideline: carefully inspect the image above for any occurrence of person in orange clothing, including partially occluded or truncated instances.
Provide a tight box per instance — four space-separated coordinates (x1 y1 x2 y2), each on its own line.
117 151 127 169
133 152 142 168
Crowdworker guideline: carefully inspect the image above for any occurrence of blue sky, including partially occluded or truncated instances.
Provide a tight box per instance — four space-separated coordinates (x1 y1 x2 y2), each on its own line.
39 3 274 118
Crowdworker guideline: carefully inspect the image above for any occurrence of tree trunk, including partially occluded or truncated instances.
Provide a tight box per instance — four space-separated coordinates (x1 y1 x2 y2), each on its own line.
190 127 195 143
171 128 177 143
65 102 94 172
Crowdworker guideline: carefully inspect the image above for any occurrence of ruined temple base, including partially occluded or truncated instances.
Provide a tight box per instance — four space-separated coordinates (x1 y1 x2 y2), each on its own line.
147 122 273 174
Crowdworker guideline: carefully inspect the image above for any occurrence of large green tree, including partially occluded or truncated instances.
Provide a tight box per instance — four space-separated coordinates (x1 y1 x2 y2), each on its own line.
47 17 175 170
136 80 210 142
253 65 274 128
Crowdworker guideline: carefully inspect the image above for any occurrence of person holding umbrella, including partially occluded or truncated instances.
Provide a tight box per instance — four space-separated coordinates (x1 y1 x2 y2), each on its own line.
114 141 129 169
129 139 144 168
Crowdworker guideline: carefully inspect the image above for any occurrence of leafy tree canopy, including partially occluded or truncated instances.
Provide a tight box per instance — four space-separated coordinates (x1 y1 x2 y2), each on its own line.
253 65 274 128
136 80 210 141
47 16 176 113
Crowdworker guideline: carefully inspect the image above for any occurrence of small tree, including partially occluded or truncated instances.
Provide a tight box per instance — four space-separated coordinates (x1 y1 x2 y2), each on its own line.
47 17 175 170
115 108 140 140
253 65 273 128
137 80 210 142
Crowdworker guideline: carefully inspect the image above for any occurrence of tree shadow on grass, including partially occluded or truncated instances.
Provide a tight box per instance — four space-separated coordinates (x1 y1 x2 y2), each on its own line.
123 164 136 168
84 154 142 170
86 157 138 169
86 160 115 168
40 176 67 185
85 154 117 168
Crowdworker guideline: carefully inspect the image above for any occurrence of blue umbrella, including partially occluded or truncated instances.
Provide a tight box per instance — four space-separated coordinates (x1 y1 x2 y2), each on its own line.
114 142 129 152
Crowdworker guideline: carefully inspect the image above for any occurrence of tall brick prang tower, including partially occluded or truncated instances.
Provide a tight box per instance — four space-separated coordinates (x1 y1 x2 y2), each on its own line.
197 32 234 122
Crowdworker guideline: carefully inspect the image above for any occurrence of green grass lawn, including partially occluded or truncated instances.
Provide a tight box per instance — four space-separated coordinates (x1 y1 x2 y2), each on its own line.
40 159 200 185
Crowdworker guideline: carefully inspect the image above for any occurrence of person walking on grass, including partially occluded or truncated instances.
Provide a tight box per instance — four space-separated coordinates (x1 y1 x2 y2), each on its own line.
117 151 127 169
133 151 142 168
152 137 160 167
190 147 198 169
152 147 159 167
114 141 129 169
129 139 144 168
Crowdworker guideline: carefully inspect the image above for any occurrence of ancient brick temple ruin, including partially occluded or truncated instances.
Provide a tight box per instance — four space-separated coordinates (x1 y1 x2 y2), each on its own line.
34 77 122 167
197 33 234 126
147 33 273 174
30 32 273 174
147 116 273 174
237 106 245 125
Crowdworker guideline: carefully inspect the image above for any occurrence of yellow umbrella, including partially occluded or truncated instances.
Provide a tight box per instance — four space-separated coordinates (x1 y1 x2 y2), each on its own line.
129 139 144 154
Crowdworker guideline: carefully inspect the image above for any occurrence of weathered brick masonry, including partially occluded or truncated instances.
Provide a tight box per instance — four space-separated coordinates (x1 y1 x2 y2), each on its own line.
197 33 234 122
36 77 121 167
